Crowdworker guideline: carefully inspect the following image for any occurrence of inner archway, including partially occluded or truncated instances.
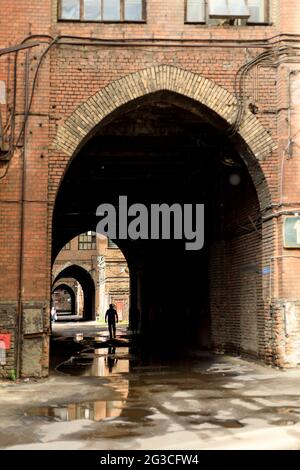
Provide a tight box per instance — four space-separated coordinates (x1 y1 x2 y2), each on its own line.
53 265 95 321
52 87 270 359
52 283 76 317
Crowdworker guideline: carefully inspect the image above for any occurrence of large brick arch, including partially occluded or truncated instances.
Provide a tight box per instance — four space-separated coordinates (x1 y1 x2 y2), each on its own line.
53 65 276 162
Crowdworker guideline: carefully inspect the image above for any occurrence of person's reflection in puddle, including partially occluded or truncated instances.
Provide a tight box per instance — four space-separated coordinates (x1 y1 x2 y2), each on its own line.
105 346 118 373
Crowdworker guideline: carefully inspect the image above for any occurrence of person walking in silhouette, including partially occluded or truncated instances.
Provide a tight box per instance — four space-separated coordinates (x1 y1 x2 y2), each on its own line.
105 346 117 373
105 304 118 340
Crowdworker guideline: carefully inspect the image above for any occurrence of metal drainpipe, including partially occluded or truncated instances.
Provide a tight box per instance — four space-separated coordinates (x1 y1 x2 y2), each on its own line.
280 69 300 204
0 104 4 150
16 51 30 379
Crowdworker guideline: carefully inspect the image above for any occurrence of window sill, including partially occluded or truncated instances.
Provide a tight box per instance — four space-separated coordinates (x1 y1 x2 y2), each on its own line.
184 21 272 27
184 21 206 25
246 22 272 26
58 19 147 24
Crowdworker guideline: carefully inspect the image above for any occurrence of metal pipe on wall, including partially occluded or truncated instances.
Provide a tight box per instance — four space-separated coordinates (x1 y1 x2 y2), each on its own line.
16 50 30 379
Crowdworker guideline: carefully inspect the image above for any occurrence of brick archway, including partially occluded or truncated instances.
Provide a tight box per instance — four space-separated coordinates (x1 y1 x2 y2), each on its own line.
53 264 96 321
53 65 275 163
52 283 76 317
49 65 278 369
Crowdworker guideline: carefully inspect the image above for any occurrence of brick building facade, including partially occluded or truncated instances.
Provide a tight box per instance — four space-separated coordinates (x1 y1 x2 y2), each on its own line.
52 233 130 321
0 1 300 377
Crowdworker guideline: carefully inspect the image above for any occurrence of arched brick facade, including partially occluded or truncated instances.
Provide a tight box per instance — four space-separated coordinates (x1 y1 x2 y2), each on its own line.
2 2 300 379
53 65 276 162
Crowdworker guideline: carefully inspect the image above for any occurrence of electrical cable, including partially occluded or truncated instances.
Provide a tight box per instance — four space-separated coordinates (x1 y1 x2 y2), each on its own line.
0 31 300 175
229 45 300 135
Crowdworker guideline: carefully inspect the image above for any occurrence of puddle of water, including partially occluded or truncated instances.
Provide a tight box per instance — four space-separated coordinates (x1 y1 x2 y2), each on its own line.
57 347 130 378
24 401 153 425
25 400 126 422
95 336 104 342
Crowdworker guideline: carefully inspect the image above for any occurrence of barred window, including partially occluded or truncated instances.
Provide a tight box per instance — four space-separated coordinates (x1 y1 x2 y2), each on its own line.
59 0 145 22
78 231 96 250
185 0 268 24
62 242 71 250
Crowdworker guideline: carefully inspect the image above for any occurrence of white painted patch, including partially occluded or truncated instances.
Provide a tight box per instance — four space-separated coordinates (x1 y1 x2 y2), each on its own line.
0 81 6 104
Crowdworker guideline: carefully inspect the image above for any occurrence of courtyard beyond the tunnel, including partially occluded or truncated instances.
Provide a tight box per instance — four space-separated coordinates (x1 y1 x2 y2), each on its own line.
1 321 300 451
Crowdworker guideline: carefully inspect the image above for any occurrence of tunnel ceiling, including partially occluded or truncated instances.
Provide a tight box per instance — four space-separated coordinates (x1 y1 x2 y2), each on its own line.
53 97 258 259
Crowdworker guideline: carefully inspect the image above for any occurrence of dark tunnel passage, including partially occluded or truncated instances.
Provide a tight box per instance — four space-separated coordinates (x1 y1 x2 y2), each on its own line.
52 91 263 356
52 283 76 316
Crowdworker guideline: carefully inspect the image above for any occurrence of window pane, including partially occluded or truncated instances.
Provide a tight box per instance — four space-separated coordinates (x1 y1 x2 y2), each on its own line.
247 0 264 22
209 0 249 18
186 0 205 22
125 0 142 21
61 0 80 19
228 0 249 16
78 231 96 249
209 0 227 16
103 0 121 20
83 0 102 20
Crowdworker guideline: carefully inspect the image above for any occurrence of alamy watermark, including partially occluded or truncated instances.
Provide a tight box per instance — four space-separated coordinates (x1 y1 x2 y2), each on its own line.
96 196 204 251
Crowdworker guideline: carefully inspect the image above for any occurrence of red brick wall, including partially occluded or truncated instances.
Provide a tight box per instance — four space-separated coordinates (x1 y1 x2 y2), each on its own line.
0 1 52 377
1 1 300 375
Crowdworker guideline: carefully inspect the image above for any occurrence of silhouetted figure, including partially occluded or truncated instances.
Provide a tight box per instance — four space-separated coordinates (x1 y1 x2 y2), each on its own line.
105 346 117 373
105 304 118 340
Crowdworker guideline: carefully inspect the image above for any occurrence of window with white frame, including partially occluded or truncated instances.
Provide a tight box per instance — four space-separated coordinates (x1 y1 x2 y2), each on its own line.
185 0 268 24
247 0 266 23
78 231 96 250
59 0 145 22
185 0 206 23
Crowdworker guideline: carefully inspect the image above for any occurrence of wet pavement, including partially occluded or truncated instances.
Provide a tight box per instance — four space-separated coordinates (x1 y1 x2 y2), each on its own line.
2 322 300 450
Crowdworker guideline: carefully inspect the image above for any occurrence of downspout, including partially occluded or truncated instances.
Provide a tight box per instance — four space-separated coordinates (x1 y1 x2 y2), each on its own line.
280 69 300 204
16 51 30 378
0 104 4 150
